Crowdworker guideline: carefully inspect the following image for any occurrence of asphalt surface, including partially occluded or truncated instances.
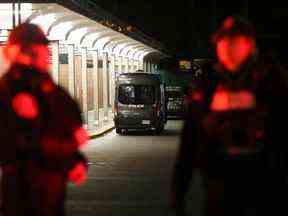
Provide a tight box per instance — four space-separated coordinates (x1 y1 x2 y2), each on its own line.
66 120 205 216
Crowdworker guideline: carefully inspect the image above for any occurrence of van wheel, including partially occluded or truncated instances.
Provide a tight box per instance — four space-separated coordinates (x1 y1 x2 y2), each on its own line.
116 128 122 135
155 124 164 134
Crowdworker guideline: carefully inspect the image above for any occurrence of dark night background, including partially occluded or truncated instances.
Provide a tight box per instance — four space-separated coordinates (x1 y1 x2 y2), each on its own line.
93 0 288 65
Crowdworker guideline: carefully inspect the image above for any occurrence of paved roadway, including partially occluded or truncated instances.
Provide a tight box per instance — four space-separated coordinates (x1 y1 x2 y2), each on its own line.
67 120 205 216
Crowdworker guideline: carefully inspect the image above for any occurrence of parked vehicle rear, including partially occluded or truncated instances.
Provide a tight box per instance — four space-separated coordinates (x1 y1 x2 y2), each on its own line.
114 73 167 134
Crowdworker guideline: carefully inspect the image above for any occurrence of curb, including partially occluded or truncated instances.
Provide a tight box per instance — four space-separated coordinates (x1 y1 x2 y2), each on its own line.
89 126 115 139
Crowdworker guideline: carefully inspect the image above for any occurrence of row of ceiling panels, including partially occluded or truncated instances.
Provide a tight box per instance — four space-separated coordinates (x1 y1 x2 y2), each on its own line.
0 3 158 61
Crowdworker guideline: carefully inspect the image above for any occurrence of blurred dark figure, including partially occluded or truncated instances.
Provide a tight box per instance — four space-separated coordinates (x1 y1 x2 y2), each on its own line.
0 23 89 216
171 16 288 216
183 84 193 111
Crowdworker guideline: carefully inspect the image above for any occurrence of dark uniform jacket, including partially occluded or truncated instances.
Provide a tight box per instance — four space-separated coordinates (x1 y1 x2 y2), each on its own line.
0 64 87 216
171 58 288 214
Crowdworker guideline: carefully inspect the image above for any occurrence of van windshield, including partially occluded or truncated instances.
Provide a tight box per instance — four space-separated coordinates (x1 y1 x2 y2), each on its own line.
118 85 155 104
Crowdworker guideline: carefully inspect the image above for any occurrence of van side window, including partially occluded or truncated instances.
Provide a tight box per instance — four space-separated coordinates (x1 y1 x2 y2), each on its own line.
118 85 155 105
138 86 155 104
119 85 135 104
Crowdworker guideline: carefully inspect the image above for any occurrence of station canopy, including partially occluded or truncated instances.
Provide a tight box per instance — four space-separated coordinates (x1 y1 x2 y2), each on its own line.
0 2 165 61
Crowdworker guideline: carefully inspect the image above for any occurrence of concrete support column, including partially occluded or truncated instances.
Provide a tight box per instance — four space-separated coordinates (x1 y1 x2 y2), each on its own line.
110 54 116 111
92 50 99 125
151 63 155 73
143 61 147 73
81 47 88 125
138 60 142 70
103 52 109 121
129 59 132 72
115 57 119 78
135 60 139 70
118 56 123 73
142 59 145 71
67 44 75 97
154 64 158 73
143 61 147 72
125 57 129 73
127 58 131 72
130 59 134 72
147 61 151 73
51 41 59 83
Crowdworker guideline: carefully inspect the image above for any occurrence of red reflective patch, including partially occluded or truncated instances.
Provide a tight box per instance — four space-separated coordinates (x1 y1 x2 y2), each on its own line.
12 92 39 119
222 16 234 29
191 91 203 102
234 91 256 109
217 39 232 70
210 89 256 111
41 136 78 157
216 36 255 72
41 80 55 93
4 44 20 62
18 53 32 65
74 127 89 148
68 162 87 186
210 90 229 111
5 44 49 71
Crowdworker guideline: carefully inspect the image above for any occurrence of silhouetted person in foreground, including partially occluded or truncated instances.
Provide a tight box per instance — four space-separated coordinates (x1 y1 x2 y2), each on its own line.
171 16 288 216
0 23 89 216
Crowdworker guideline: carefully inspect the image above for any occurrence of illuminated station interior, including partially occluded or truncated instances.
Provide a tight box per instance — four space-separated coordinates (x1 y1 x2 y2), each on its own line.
0 2 166 129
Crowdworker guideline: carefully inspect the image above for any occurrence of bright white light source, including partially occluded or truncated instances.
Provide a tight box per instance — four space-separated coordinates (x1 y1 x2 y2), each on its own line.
66 27 88 44
30 13 56 33
0 3 13 10
120 44 139 57
82 31 107 48
114 42 132 56
94 37 111 50
137 50 151 61
21 3 32 11
49 21 73 40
